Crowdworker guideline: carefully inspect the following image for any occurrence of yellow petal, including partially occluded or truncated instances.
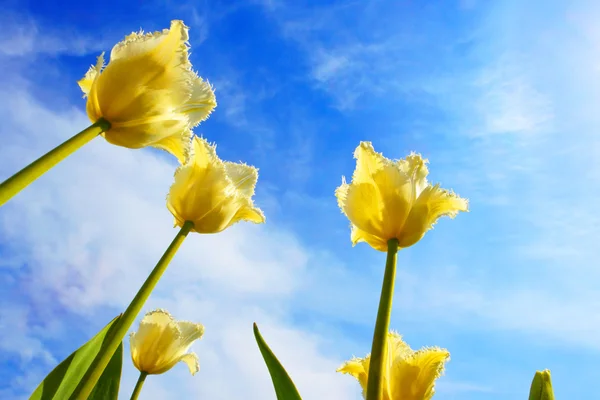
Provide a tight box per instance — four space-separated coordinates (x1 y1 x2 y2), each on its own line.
351 224 388 252
91 20 191 120
390 347 450 400
177 320 205 349
151 128 193 163
370 164 414 239
77 53 104 98
109 20 191 67
190 134 219 169
179 352 200 375
337 357 370 396
387 331 413 360
229 197 266 225
342 182 385 237
352 142 389 184
335 178 350 211
180 74 217 127
100 118 189 153
399 184 469 248
396 152 430 199
224 161 259 198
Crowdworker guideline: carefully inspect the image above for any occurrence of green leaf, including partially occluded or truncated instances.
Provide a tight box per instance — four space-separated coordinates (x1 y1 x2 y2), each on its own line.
253 323 303 400
88 342 123 400
528 369 555 400
29 315 123 400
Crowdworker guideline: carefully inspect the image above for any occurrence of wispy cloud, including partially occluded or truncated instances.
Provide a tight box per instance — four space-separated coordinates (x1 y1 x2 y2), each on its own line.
260 1 477 110
0 12 109 57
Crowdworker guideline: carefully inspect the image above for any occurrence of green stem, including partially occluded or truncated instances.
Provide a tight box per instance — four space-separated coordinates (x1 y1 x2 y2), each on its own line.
0 118 110 207
130 372 148 400
365 238 399 400
71 220 194 400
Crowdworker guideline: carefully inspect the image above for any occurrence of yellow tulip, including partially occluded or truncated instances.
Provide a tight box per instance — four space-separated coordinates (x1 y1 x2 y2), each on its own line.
338 332 450 400
336 142 468 252
130 309 204 375
167 135 265 233
78 20 216 162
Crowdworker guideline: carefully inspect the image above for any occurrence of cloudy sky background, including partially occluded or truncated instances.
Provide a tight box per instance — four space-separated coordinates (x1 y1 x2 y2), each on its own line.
1 0 600 399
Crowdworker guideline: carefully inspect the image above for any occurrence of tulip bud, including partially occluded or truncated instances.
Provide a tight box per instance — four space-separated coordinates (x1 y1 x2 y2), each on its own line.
528 369 555 400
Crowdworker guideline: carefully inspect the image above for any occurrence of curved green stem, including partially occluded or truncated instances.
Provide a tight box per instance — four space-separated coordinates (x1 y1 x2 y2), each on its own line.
366 238 399 400
71 220 194 400
0 118 110 207
130 372 148 400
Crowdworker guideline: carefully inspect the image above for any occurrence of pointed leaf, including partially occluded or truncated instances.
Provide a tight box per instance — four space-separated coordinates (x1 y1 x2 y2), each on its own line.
88 342 123 400
253 323 303 400
29 315 122 400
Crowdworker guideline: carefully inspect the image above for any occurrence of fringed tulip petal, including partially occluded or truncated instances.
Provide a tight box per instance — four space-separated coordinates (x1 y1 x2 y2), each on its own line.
224 161 259 198
183 75 217 127
352 142 389 184
337 357 370 398
399 184 469 248
343 182 385 237
77 53 104 97
178 352 200 375
350 225 388 251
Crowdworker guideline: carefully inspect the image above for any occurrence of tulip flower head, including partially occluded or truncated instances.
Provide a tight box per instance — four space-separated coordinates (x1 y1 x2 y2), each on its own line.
78 20 217 162
167 136 265 233
130 309 204 375
338 332 449 400
336 142 468 252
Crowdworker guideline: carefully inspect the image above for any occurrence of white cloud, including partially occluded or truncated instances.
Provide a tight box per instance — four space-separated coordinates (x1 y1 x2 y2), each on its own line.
471 58 553 137
0 12 108 57
393 265 600 350
0 305 55 365
263 2 411 110
311 52 349 83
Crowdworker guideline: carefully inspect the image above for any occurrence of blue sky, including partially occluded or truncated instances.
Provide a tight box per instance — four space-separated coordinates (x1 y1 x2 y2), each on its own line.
1 0 599 399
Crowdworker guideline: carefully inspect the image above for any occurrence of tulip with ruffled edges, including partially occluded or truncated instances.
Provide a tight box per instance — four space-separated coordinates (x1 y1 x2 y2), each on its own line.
167 135 265 233
338 332 450 400
336 142 468 252
78 20 216 163
0 20 215 208
128 310 204 400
